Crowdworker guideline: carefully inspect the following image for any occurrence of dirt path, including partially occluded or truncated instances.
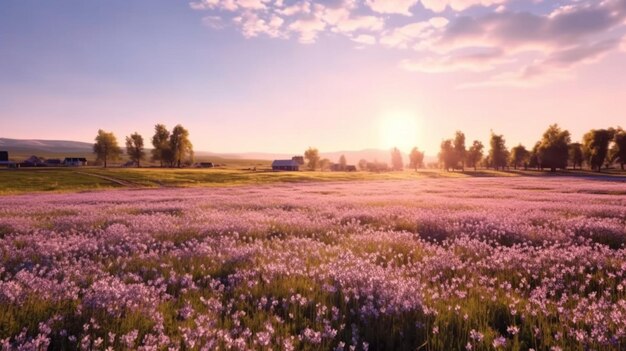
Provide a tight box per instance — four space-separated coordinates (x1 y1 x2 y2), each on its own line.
74 171 140 188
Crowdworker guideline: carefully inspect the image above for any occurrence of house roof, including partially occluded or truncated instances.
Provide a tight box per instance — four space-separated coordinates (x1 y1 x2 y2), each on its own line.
272 160 299 167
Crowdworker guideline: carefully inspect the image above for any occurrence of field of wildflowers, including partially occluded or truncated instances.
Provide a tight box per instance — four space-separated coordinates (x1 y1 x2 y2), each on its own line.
1 177 626 350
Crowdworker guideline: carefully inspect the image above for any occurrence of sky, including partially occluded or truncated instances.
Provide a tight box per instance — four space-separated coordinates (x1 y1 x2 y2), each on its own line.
1 0 625 156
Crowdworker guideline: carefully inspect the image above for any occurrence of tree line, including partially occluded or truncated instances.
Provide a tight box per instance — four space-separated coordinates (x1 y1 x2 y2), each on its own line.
93 124 193 168
300 146 425 172
300 124 625 173
438 125 626 172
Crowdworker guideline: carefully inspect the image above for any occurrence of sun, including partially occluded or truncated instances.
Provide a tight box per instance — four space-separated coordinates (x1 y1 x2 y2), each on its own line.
378 110 421 152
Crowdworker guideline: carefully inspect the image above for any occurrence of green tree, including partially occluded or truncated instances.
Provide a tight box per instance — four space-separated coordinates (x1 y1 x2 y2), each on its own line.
582 129 615 172
489 132 508 170
391 147 403 171
528 142 541 170
169 124 193 168
453 131 466 171
439 139 455 171
610 127 626 170
304 147 320 171
125 132 145 167
568 142 584 170
338 155 347 171
537 124 570 172
409 147 425 171
93 129 122 168
151 124 171 167
510 144 529 170
466 140 484 171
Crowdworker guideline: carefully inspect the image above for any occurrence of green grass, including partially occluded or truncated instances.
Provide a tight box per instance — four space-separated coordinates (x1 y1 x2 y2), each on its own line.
0 169 122 194
1 167 624 195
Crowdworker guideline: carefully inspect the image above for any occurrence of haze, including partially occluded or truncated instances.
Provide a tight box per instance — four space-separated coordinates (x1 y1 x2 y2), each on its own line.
1 0 625 155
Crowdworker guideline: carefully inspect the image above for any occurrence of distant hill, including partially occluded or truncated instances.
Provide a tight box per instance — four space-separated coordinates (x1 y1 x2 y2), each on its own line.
0 138 435 164
0 138 93 154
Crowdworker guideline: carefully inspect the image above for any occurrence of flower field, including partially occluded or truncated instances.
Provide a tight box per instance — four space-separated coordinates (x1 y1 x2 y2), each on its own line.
1 177 626 351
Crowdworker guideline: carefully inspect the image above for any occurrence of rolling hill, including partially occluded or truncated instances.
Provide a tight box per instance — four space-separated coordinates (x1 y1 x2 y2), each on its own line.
0 138 435 165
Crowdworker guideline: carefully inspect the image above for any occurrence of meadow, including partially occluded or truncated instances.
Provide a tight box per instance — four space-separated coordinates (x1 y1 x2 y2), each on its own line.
1 177 626 350
2 167 624 195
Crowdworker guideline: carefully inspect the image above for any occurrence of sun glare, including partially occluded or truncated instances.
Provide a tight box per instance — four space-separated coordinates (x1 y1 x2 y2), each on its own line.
378 110 421 152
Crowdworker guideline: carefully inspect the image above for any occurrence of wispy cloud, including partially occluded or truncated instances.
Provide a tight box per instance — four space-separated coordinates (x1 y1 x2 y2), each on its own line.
189 0 626 87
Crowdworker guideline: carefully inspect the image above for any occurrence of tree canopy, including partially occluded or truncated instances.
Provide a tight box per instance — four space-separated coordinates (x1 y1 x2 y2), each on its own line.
568 143 584 170
583 129 615 172
409 147 425 171
453 131 466 171
170 124 193 168
125 132 145 167
489 132 508 170
510 144 529 170
391 148 403 171
537 124 570 171
439 139 456 171
93 129 122 168
611 128 626 170
467 141 484 171
304 147 320 171
151 124 171 167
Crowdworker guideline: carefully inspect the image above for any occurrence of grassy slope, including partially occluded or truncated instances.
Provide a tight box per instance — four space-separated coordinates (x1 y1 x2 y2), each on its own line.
1 167 624 195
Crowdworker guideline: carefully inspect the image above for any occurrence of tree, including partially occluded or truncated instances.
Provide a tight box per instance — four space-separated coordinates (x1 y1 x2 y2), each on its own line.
537 124 570 172
125 132 145 167
439 139 456 171
169 124 193 168
391 147 403 171
568 143 584 170
358 159 368 171
319 158 331 172
453 131 466 171
338 155 347 171
610 127 626 170
489 132 508 170
466 141 484 171
304 147 320 171
93 129 122 168
582 129 615 172
409 147 425 171
510 144 529 170
151 124 171 167
528 142 541 170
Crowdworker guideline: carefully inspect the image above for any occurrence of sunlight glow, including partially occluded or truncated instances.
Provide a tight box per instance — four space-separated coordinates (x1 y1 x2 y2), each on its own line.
378 110 421 152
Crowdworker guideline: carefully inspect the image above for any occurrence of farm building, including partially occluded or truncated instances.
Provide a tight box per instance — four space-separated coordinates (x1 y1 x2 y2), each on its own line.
0 151 8 162
291 156 305 165
22 156 46 167
272 159 300 171
46 159 62 166
195 162 214 168
63 157 87 166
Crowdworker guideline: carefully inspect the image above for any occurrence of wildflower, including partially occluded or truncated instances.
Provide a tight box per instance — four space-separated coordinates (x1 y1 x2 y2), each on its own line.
492 336 506 348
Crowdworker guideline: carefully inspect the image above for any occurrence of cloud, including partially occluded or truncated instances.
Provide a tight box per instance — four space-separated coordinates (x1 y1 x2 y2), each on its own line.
233 12 285 38
189 0 626 87
352 34 377 45
202 15 225 29
400 47 507 73
365 0 419 16
420 0 508 13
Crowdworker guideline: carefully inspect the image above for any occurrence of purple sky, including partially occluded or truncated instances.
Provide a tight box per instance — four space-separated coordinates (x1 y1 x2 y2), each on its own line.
1 0 625 155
